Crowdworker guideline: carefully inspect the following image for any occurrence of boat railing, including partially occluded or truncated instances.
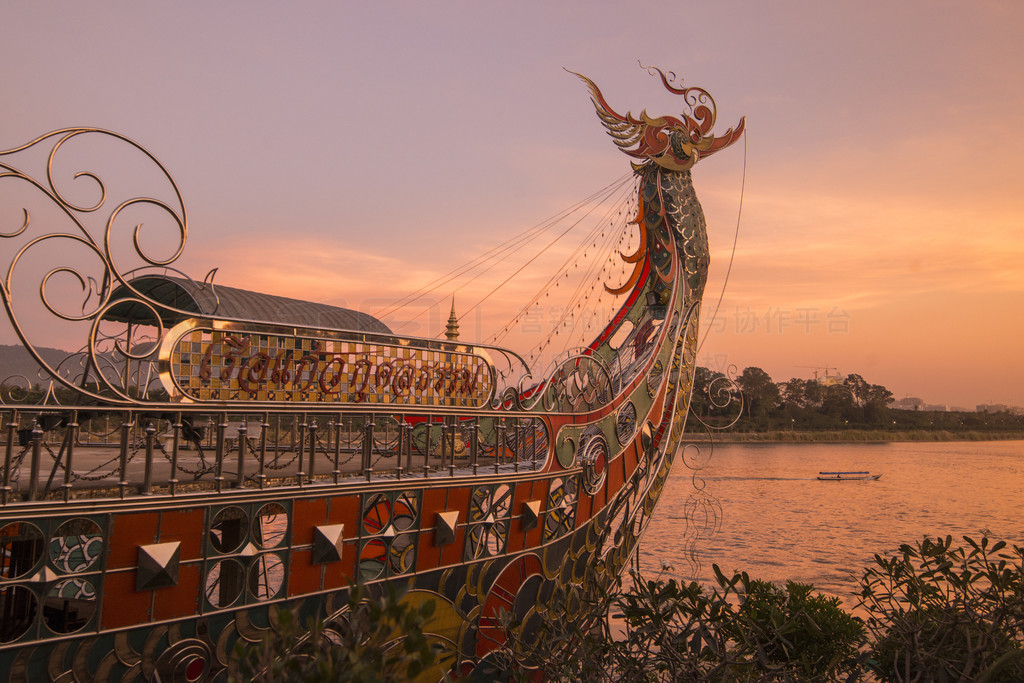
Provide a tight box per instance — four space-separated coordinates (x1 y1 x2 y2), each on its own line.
0 405 550 506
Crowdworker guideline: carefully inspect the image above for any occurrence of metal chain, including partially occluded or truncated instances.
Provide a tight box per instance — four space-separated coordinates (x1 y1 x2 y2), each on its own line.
154 434 215 478
73 442 137 482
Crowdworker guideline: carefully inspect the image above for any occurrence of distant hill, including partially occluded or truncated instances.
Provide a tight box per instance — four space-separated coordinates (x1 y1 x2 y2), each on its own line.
0 344 80 386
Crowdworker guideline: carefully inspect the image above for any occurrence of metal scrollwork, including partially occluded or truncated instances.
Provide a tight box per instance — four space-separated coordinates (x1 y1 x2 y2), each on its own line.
1 128 197 405
522 353 613 414
578 428 608 495
692 364 744 431
0 374 32 404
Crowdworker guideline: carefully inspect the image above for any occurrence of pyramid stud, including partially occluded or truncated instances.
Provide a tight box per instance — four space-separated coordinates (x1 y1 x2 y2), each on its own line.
238 542 259 558
521 500 542 531
136 542 181 590
434 511 459 546
28 566 61 585
312 524 345 564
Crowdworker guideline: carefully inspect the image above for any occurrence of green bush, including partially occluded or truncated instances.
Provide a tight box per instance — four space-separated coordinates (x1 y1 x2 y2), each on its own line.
591 568 864 681
231 582 440 682
490 537 1022 682
231 537 1024 682
858 536 1024 682
731 578 864 678
486 564 862 681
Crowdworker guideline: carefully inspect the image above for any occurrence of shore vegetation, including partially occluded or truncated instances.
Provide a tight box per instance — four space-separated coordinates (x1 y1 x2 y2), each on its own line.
235 536 1024 682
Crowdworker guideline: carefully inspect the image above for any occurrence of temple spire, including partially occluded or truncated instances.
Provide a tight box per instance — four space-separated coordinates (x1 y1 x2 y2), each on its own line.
445 298 460 341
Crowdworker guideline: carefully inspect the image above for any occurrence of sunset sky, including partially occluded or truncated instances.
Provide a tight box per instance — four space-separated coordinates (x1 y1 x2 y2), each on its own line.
2 1 1022 408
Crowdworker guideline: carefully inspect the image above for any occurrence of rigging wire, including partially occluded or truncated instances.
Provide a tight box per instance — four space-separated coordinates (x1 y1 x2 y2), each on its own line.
550 188 637 358
450 179 632 337
381 224 559 326
378 174 631 323
696 132 748 354
382 125 744 364
438 174 634 337
491 177 636 349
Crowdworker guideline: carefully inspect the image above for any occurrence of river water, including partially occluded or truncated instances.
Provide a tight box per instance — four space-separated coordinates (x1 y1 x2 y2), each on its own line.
639 440 1024 608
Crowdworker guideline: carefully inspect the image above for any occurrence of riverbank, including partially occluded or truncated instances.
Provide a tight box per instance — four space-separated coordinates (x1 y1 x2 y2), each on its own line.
684 429 1024 442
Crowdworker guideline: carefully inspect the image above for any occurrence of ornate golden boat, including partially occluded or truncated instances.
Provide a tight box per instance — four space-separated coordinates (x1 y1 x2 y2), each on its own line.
0 69 743 680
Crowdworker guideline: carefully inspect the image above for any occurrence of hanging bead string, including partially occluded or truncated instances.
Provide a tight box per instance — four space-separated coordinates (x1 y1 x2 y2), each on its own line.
550 184 639 359
456 176 635 333
381 174 632 326
490 177 637 349
446 179 630 337
519 180 640 368
523 188 635 363
526 205 634 366
393 175 633 339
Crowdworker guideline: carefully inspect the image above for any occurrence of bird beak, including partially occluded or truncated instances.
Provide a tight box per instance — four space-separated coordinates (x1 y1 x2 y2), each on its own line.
699 116 746 159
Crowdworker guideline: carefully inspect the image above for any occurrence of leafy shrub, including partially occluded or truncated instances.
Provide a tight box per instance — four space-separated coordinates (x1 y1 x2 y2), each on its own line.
488 565 862 681
602 568 863 681
491 537 1022 681
231 582 440 682
231 536 1024 682
858 535 1024 682
731 577 864 678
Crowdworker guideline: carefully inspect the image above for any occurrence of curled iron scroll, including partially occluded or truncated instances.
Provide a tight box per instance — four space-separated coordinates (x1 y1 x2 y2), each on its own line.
690 364 744 432
520 353 613 414
0 128 201 404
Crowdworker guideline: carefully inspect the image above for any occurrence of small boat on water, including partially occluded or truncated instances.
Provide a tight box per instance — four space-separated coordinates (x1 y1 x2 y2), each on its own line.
817 471 882 481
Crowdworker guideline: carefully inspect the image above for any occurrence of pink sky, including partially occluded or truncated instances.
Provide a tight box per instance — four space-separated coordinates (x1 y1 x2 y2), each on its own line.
2 1 1022 407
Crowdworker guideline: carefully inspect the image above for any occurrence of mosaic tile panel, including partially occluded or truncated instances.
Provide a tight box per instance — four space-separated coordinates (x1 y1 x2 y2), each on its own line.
166 329 493 406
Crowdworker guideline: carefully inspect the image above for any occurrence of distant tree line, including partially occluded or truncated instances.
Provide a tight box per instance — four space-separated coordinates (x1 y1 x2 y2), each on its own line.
691 366 1024 433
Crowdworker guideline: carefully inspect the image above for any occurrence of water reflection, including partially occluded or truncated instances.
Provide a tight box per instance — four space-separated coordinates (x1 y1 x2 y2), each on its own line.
641 440 1024 605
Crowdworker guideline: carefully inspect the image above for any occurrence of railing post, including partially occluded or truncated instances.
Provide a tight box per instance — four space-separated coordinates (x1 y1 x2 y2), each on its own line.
296 414 308 487
257 414 269 489
2 410 17 504
332 416 342 484
402 421 413 475
307 419 317 483
28 420 43 501
439 422 449 472
60 411 78 502
214 413 227 493
513 420 521 473
142 421 156 495
447 418 456 477
394 418 404 481
471 417 479 475
422 422 432 479
169 413 182 496
273 414 281 466
118 414 134 499
495 418 504 474
532 418 540 471
235 419 247 489
362 417 374 482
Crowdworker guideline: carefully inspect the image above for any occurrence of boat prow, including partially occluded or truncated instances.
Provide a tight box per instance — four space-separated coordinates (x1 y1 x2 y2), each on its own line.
0 70 746 680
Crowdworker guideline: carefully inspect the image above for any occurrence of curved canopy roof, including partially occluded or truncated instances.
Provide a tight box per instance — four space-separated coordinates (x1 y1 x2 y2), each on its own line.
106 275 392 334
